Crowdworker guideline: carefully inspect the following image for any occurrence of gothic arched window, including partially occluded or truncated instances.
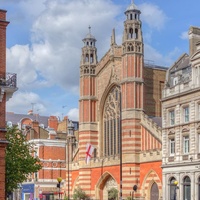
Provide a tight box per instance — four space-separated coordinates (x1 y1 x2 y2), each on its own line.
103 86 120 156
129 28 133 39
90 54 93 63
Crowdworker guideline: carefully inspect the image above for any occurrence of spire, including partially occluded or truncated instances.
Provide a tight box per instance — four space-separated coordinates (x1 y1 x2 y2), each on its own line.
111 28 116 46
88 25 91 34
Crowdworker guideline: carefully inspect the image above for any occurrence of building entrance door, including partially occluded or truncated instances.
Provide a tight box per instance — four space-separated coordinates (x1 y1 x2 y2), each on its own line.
150 182 159 200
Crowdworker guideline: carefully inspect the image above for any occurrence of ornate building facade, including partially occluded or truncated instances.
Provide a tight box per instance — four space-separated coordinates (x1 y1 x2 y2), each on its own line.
162 26 200 200
71 2 167 200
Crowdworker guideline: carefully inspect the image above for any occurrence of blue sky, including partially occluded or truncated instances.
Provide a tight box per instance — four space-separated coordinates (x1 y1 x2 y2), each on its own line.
1 0 200 121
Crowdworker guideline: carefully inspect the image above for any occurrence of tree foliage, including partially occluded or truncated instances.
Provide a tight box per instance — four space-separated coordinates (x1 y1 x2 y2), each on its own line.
108 187 118 200
73 187 88 200
5 126 42 193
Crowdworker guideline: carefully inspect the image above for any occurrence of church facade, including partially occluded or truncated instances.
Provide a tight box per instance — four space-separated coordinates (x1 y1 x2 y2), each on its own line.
71 2 167 200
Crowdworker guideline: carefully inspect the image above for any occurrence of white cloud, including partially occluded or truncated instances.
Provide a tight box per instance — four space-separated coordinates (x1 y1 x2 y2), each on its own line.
139 3 168 31
144 44 181 67
6 91 46 114
180 31 188 40
67 108 79 121
6 0 121 120
7 0 120 91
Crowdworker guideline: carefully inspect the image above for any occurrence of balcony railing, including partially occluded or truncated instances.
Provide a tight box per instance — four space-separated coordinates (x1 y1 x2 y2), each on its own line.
0 72 17 88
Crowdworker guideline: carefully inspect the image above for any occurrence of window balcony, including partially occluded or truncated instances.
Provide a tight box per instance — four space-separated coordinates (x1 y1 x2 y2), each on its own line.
0 72 18 102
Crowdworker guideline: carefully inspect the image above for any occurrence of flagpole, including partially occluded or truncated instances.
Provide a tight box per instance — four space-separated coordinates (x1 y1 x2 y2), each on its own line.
120 90 122 200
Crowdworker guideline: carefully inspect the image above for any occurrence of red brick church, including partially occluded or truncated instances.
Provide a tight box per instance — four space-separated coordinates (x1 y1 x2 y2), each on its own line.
70 2 166 200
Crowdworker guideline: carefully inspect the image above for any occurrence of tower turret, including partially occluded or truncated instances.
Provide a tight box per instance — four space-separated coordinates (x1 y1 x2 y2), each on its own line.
122 0 143 54
80 26 97 76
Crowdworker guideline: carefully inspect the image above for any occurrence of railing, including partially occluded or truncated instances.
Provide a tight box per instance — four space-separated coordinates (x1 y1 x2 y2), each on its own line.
0 72 17 88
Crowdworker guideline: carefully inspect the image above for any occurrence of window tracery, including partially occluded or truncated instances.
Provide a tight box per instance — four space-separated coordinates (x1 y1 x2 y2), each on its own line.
103 86 120 156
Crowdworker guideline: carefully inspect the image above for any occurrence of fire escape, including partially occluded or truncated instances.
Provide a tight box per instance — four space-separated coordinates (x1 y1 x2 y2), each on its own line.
0 72 18 102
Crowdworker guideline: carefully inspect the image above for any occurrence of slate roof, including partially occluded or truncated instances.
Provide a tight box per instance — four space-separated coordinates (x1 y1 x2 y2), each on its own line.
150 116 162 128
6 112 49 128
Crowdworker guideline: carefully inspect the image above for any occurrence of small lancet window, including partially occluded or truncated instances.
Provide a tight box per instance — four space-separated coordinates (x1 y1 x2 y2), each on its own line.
90 42 93 46
135 14 137 20
85 54 89 62
135 28 138 39
131 45 134 51
130 14 133 20
90 54 93 63
86 42 89 46
129 28 133 39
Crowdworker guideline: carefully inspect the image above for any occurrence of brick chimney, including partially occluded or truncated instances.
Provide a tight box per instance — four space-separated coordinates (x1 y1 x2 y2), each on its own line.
48 116 59 131
189 26 200 57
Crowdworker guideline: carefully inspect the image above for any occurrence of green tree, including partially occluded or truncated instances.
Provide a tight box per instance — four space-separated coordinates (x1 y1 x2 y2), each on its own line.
73 187 88 200
5 126 42 193
108 187 118 200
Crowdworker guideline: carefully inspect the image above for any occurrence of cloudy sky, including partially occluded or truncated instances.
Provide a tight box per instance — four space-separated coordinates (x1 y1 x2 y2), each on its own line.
1 0 200 121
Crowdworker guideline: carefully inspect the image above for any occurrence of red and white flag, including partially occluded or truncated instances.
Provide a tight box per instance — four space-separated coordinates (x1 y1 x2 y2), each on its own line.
85 143 94 164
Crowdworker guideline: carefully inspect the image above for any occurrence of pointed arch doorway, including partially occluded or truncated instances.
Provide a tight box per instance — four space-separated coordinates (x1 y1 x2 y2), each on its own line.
96 172 118 200
150 182 159 200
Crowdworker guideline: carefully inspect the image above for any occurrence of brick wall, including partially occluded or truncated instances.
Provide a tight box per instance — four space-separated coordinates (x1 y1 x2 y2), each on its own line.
0 9 9 200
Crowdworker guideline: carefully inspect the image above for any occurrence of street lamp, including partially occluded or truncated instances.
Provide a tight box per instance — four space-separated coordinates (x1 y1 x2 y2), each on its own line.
132 185 137 200
174 180 178 200
57 177 62 200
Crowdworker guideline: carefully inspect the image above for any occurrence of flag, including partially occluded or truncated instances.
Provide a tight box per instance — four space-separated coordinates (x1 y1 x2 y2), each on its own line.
85 143 94 164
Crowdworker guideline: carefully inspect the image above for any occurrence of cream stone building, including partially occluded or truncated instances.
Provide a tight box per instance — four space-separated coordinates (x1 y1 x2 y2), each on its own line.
162 26 200 200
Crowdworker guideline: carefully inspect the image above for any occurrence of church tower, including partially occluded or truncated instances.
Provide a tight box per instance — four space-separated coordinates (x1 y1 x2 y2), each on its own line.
120 0 144 195
78 27 98 193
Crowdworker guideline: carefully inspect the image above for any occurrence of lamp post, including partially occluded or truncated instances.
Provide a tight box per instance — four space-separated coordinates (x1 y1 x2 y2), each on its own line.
57 177 62 200
174 180 178 200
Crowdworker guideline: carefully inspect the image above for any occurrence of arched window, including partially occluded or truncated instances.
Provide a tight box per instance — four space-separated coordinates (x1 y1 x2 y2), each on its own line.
129 28 133 39
130 13 133 20
183 176 191 200
169 177 176 200
90 54 93 63
135 28 138 39
103 86 120 156
85 54 89 62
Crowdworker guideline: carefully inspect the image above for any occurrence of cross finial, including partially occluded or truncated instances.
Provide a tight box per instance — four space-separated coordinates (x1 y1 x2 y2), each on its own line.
131 0 134 4
88 25 91 34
